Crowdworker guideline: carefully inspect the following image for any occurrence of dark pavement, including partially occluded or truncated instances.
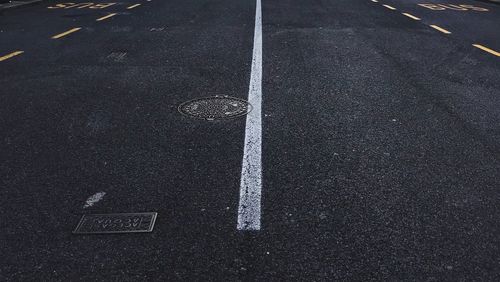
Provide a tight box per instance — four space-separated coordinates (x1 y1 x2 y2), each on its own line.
1 0 500 280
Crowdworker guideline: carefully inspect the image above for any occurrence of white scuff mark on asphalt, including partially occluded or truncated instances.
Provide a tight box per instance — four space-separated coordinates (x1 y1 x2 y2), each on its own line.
83 192 106 208
237 0 263 231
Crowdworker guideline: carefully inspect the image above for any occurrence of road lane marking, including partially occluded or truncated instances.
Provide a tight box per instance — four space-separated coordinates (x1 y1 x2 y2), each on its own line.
0 51 24 62
402 12 421 20
96 13 117 21
52 27 81 39
83 192 106 208
383 4 396 10
458 4 488 12
473 44 500 57
429 24 451 34
418 4 489 12
237 0 262 231
127 3 141 9
48 3 117 10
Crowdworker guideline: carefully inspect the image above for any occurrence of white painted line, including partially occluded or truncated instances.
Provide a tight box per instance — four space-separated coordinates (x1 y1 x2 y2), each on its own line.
83 192 106 208
402 12 421 20
0 51 24 62
237 0 262 231
430 24 451 34
383 4 397 10
473 44 500 57
127 3 141 9
96 13 117 22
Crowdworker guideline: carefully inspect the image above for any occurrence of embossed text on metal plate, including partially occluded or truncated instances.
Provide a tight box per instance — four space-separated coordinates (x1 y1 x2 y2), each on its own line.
73 212 157 234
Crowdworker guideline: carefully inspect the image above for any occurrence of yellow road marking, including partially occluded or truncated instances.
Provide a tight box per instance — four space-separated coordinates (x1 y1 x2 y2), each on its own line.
383 4 396 10
127 3 141 9
52 27 82 39
402 12 421 20
473 44 500 57
96 13 117 21
0 51 24 62
429 25 451 34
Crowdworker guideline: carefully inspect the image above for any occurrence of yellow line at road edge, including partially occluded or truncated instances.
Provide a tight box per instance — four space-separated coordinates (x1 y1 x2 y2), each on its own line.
383 4 396 10
429 25 451 34
127 4 141 9
52 27 81 39
402 12 420 20
0 51 24 62
473 44 500 57
96 13 117 21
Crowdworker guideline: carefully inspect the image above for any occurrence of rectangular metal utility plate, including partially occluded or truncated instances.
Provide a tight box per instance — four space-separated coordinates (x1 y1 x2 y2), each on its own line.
73 212 157 234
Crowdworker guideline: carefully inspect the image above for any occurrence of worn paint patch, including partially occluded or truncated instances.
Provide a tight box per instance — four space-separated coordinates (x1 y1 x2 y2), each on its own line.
83 192 106 208
107 51 127 62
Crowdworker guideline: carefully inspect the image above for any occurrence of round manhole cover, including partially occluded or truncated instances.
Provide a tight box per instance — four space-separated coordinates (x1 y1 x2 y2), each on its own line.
178 96 252 120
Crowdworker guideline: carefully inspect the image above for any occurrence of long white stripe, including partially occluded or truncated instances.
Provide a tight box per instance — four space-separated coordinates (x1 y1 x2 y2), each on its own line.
237 0 263 231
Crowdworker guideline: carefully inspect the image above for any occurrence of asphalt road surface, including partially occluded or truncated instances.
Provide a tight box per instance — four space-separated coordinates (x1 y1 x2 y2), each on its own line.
1 0 500 280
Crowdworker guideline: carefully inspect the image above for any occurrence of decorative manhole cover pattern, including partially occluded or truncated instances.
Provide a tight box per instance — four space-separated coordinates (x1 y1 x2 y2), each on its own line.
73 212 157 234
178 96 252 120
